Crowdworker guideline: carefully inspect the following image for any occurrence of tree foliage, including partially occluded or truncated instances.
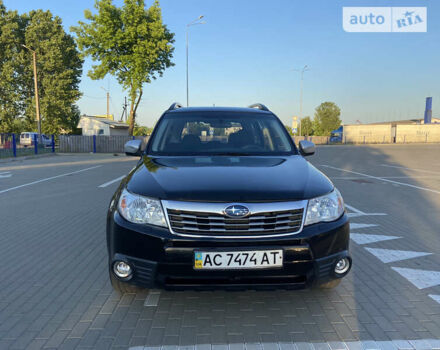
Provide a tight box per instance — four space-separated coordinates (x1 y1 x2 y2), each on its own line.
313 102 341 136
72 0 175 135
300 116 313 136
133 123 153 136
0 1 83 134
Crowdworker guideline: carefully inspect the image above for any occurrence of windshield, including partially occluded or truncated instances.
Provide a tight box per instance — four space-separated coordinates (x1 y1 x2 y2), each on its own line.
148 112 296 156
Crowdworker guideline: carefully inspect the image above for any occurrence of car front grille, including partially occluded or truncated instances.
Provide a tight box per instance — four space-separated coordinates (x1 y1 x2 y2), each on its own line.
166 208 304 237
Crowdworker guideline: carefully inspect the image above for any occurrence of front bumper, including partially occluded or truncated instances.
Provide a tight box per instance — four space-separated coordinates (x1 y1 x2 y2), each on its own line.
107 212 350 290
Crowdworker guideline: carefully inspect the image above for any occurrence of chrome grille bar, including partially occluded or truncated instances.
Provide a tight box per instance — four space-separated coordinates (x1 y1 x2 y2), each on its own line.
161 200 307 238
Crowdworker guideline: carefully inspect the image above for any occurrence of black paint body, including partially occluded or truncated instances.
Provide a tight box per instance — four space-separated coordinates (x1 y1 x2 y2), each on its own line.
107 107 350 290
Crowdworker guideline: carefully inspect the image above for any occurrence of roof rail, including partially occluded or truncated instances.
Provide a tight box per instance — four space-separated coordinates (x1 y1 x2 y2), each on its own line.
248 103 269 111
168 102 183 111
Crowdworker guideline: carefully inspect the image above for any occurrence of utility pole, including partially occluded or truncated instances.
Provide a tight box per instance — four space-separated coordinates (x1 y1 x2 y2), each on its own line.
22 44 41 141
294 65 310 136
120 96 128 122
106 92 110 118
101 87 110 119
186 15 206 107
125 97 128 121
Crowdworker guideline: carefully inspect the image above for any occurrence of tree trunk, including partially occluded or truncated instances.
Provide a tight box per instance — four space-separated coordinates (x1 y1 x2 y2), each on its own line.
128 89 143 136
128 101 135 136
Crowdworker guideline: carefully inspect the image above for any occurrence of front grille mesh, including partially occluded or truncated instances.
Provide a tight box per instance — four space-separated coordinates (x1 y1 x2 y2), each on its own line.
167 208 304 236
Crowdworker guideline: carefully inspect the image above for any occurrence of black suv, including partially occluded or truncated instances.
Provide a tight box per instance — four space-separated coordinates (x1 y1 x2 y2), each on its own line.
107 103 351 293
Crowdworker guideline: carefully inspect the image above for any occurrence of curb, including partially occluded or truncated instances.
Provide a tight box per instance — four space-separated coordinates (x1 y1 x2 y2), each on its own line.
0 152 57 164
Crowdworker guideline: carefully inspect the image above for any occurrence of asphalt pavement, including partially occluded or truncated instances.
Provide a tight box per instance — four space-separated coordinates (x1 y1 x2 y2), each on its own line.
1 145 440 350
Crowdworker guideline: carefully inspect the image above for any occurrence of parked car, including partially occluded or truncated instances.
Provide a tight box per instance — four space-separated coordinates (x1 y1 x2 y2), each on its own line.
107 103 351 293
19 132 52 147
40 134 53 147
20 132 38 146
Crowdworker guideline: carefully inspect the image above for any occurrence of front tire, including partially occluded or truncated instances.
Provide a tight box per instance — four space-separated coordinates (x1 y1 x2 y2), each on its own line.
109 270 146 294
318 279 341 289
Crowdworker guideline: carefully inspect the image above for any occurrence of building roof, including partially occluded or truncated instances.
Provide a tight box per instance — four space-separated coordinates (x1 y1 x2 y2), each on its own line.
79 115 129 129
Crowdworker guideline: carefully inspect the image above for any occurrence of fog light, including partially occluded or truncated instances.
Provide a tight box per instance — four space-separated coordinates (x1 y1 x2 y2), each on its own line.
113 261 132 278
334 257 350 275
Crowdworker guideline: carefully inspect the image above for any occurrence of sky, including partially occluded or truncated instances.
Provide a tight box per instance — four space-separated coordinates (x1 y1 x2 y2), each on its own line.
4 0 440 127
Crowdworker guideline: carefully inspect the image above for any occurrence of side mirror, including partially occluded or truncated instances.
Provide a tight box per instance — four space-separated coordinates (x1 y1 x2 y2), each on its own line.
124 139 142 156
299 140 315 156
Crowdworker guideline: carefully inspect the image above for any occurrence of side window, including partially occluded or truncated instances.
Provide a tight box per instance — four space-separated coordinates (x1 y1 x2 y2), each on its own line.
98 129 104 135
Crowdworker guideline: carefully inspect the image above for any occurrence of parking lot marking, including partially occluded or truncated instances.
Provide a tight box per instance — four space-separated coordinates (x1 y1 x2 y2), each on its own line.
347 213 386 218
0 156 136 172
144 290 161 307
0 171 12 178
0 165 101 194
365 248 432 263
321 165 440 195
350 233 401 245
98 175 125 188
429 295 440 305
350 223 378 229
332 175 440 179
345 204 387 218
345 204 365 214
391 267 440 289
380 164 440 175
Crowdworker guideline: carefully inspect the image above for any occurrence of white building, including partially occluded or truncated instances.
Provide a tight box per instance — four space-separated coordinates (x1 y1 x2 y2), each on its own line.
77 115 129 136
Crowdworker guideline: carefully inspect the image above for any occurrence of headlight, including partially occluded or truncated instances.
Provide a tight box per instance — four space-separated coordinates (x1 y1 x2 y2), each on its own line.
305 189 344 226
118 189 167 227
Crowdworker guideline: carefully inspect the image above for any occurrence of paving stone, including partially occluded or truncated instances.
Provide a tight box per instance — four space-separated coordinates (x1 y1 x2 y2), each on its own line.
1 153 440 349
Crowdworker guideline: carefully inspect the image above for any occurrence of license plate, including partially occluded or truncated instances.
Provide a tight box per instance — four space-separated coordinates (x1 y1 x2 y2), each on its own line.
194 250 283 270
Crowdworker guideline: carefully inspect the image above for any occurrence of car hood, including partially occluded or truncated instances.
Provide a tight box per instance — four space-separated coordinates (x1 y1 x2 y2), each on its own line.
126 155 333 202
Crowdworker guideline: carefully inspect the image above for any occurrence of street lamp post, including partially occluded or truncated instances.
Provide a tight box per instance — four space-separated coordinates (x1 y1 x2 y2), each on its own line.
186 15 205 107
294 65 310 136
22 44 41 140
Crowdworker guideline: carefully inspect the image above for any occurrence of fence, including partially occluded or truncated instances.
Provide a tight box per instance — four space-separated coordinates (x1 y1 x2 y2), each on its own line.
59 135 149 153
5 127 438 158
0 133 55 159
342 124 440 144
343 125 393 144
293 136 331 145
395 124 440 143
59 135 333 153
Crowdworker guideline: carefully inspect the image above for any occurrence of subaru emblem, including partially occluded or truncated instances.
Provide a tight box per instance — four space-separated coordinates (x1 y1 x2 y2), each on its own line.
224 205 250 218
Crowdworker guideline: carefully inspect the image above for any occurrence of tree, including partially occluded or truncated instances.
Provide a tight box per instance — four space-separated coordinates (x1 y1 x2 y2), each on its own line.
0 3 27 133
300 116 313 136
313 102 341 136
23 10 83 134
0 2 83 134
72 0 175 135
133 123 153 136
284 125 294 136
